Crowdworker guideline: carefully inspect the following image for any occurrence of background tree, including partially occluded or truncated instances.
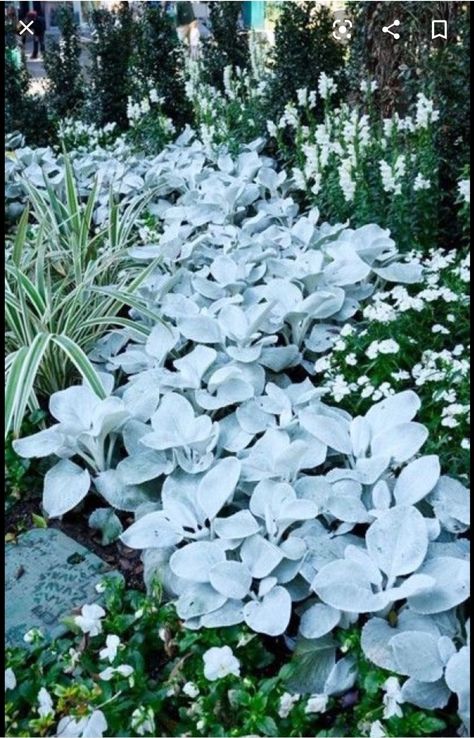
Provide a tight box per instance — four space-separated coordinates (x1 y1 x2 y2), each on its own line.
201 1 249 89
267 1 346 119
43 4 84 121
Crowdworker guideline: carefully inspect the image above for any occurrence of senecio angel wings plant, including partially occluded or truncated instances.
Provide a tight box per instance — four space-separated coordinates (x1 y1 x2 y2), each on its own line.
13 133 470 732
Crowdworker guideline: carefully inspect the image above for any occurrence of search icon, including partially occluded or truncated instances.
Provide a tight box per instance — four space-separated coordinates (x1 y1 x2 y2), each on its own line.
432 20 447 40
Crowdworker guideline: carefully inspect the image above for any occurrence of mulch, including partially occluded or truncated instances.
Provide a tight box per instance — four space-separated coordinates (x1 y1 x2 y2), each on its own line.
4 492 145 591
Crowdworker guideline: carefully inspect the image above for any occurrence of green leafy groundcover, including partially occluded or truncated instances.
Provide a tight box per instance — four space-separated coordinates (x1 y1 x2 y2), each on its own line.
4 578 456 738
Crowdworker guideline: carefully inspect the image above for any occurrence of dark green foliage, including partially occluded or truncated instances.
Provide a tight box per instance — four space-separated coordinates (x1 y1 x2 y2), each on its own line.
346 2 470 249
131 4 191 128
43 4 84 121
85 2 135 129
4 47 52 146
201 1 250 89
267 2 345 119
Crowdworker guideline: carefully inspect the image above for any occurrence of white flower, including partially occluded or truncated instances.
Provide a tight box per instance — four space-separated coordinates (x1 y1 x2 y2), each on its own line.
74 604 106 637
278 692 300 718
340 324 354 337
99 664 134 681
377 339 400 354
370 720 387 738
382 676 403 719
305 693 329 714
292 167 306 190
296 87 308 107
38 687 54 718
391 369 410 381
432 324 449 334
458 179 470 204
95 581 106 594
203 645 240 681
318 72 336 99
5 668 16 691
415 93 439 128
345 353 357 366
266 120 278 138
131 706 156 736
149 88 160 104
24 627 43 643
56 710 107 738
461 438 470 450
158 627 168 642
339 158 356 202
414 173 431 191
183 681 200 698
99 634 121 663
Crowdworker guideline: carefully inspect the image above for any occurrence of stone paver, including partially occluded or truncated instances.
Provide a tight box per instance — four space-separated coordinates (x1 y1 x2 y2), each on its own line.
5 527 120 647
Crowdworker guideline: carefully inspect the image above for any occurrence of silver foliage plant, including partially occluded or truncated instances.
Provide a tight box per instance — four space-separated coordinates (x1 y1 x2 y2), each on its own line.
13 132 469 728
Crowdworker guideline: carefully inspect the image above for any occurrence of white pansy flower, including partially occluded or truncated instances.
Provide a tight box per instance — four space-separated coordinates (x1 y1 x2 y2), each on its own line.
183 681 200 698
56 710 107 738
458 179 470 204
38 687 54 718
99 664 134 681
74 604 106 637
203 645 240 681
382 676 403 719
131 706 156 736
24 627 43 643
99 634 121 663
5 668 16 691
305 693 329 714
278 692 300 718
370 720 387 738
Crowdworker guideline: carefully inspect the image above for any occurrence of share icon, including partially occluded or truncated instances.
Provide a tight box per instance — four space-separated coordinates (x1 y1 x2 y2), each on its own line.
382 19 401 39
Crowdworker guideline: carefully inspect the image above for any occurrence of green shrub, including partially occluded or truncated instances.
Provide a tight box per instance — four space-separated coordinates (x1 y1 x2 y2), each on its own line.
130 4 191 129
5 48 52 147
85 3 135 129
201 1 250 89
267 1 345 120
43 4 84 121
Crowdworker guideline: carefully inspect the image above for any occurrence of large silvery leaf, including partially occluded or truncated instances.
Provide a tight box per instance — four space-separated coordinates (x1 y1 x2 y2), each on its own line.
324 655 357 696
389 631 444 682
299 603 341 639
365 390 420 436
144 393 215 450
373 262 423 284
240 534 283 578
49 385 99 432
178 315 223 344
12 427 64 458
176 583 226 619
284 636 336 695
360 618 399 671
200 600 245 628
428 476 470 533
407 556 470 614
145 322 179 363
170 541 225 583
197 458 241 521
445 646 470 701
120 511 183 549
243 585 291 636
366 506 428 582
209 561 252 599
214 510 260 539
43 460 90 518
393 455 440 505
371 422 428 463
299 411 351 454
400 678 450 710
117 451 173 485
94 470 152 512
312 559 389 613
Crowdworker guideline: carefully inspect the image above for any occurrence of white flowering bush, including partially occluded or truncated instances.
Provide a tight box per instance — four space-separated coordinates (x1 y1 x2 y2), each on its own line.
314 248 470 478
12 134 470 733
268 77 441 252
